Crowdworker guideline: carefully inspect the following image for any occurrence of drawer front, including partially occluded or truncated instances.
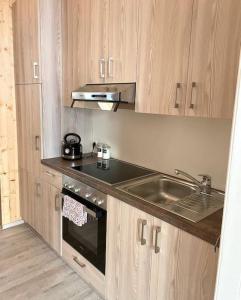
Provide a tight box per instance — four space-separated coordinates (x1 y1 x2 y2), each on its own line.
62 240 105 298
41 165 62 189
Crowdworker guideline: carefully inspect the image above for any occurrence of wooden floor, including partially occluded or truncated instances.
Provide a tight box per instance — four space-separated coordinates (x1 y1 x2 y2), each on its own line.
0 224 103 300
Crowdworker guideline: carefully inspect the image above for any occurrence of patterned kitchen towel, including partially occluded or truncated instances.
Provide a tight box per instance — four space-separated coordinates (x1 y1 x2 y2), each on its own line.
63 195 88 226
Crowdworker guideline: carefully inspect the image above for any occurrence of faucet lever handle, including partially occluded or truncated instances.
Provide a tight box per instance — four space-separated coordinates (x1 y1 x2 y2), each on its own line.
198 175 212 187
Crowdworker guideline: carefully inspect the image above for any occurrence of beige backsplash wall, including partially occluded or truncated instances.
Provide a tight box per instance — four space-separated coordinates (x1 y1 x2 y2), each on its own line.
91 110 232 190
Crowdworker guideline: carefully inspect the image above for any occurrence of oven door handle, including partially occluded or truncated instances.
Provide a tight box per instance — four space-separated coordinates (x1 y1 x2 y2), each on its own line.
61 193 97 219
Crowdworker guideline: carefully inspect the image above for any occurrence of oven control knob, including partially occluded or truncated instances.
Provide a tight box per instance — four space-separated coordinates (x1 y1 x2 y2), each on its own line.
85 193 92 198
74 188 81 193
97 200 104 206
68 184 74 189
92 197 97 203
64 183 69 188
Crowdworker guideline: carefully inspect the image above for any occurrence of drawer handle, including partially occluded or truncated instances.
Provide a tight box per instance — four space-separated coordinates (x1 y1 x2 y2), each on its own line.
45 170 55 177
189 82 197 109
139 219 147 245
73 256 86 268
153 226 161 254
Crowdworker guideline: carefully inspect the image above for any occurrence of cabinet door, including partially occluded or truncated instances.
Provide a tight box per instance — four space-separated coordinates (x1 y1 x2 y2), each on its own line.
12 0 40 84
186 0 241 118
89 0 109 84
15 85 41 177
62 0 108 107
136 0 193 115
62 0 91 107
106 196 153 300
107 0 138 83
150 218 218 300
41 181 61 254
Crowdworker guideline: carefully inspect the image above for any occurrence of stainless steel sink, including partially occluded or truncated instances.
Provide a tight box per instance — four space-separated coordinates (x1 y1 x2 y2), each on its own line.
117 174 224 223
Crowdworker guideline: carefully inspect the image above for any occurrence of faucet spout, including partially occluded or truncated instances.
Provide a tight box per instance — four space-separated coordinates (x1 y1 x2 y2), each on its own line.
174 169 212 194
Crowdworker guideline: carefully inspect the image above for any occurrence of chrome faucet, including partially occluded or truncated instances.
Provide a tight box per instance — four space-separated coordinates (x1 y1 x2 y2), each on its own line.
174 169 212 195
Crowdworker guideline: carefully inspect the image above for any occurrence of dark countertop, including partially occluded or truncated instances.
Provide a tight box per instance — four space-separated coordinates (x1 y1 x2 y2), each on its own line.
41 156 223 247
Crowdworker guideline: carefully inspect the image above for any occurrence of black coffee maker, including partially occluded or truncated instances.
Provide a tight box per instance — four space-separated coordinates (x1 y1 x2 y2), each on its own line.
62 133 82 160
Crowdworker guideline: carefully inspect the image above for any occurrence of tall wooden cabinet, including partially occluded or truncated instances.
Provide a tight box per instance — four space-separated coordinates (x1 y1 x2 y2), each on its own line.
12 0 40 84
106 196 218 300
13 0 62 242
62 0 138 106
136 0 241 118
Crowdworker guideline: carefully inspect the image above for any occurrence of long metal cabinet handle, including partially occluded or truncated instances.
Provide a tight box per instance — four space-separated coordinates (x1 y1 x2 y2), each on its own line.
153 226 161 254
73 256 86 268
174 83 181 108
55 193 60 211
108 57 113 78
33 62 39 79
99 58 105 79
35 136 40 151
36 183 41 198
139 219 147 245
189 82 197 109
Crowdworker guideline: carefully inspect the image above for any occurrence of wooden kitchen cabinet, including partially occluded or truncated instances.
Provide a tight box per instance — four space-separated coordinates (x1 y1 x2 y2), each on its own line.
15 84 42 178
12 0 41 84
136 0 241 118
106 196 218 300
41 180 62 254
185 0 241 118
149 218 218 300
136 0 193 116
106 196 154 300
62 0 138 106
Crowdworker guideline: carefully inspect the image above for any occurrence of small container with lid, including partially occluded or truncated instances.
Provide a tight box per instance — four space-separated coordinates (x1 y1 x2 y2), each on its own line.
97 143 103 158
102 144 111 160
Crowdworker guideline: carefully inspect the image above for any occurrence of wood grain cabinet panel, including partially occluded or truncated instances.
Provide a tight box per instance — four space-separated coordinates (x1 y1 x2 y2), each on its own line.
106 196 154 300
186 0 241 118
150 218 218 300
41 181 62 254
62 0 91 107
107 0 138 83
15 84 42 178
12 0 41 84
136 0 193 115
106 197 218 300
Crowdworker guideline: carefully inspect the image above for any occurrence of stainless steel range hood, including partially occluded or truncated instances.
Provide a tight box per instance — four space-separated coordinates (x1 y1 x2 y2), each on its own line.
71 83 136 112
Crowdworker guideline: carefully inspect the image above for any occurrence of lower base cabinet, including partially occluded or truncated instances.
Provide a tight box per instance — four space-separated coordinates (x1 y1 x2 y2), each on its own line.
106 196 218 300
19 166 62 255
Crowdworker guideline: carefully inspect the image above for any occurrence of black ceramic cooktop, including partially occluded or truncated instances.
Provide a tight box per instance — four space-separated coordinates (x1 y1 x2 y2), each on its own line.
72 159 156 185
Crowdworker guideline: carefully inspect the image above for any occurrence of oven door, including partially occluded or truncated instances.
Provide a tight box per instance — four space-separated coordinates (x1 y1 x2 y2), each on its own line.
62 188 106 274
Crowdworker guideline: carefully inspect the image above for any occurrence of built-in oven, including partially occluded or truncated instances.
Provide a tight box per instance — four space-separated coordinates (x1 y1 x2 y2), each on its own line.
62 176 107 274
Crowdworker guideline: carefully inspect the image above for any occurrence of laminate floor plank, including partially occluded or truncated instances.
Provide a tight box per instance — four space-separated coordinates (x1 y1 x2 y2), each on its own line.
0 224 103 300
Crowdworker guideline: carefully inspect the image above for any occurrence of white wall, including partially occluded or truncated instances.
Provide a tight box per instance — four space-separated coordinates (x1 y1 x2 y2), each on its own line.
63 107 232 190
92 110 232 190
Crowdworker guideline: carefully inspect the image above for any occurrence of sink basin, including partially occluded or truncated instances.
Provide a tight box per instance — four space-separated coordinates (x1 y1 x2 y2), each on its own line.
118 174 224 223
122 177 197 205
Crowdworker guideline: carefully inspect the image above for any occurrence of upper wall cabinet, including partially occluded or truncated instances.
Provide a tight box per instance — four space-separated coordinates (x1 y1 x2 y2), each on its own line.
12 0 41 84
185 0 241 118
136 0 241 118
62 0 138 106
136 0 193 116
